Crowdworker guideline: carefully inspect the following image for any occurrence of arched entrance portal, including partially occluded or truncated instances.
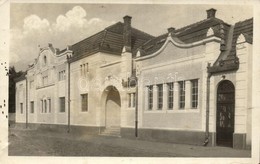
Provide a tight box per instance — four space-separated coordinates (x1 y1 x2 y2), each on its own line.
216 80 235 147
105 86 121 128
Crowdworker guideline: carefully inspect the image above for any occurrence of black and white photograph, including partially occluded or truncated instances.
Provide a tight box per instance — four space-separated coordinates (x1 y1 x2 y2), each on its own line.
0 0 260 164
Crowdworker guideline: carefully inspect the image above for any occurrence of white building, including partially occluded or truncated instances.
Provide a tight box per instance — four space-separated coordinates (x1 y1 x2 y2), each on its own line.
15 9 253 149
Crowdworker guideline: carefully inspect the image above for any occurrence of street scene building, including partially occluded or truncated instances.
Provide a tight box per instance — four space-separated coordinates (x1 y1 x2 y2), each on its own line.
15 8 253 149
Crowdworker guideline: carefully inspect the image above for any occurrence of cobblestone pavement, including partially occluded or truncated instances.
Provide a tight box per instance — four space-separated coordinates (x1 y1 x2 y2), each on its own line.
8 128 251 157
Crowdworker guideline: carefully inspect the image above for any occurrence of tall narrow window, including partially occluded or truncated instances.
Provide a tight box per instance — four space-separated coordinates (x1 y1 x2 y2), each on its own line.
60 97 65 112
83 64 86 75
43 76 48 86
128 93 131 107
48 99 51 113
81 94 88 112
41 100 43 113
80 65 83 76
59 70 66 81
157 84 163 110
86 63 89 73
132 93 136 108
30 101 34 113
44 100 47 113
167 82 174 110
148 85 153 110
179 81 185 109
20 103 23 114
191 79 198 109
43 55 47 65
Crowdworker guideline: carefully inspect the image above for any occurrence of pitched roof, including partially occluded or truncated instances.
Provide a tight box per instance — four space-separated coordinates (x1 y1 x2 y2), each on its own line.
136 17 230 56
208 18 253 73
66 22 154 62
230 18 253 57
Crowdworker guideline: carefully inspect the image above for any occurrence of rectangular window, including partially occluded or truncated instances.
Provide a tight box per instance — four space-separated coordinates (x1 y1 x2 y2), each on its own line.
191 79 198 109
81 94 88 112
128 93 136 108
167 82 174 110
83 64 86 75
43 76 48 86
128 93 131 107
20 103 23 114
86 63 89 73
30 101 34 113
133 93 136 108
44 100 47 113
59 70 66 81
48 99 51 113
157 84 163 110
80 63 89 76
179 81 185 109
59 97 65 112
148 85 153 110
41 100 43 113
80 65 83 76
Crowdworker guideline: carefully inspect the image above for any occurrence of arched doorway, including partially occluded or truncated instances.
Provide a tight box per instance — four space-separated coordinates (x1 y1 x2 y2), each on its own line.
105 86 121 128
216 80 235 147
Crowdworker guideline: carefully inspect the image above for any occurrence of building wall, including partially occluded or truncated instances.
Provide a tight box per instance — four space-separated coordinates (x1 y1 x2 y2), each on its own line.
14 28 252 149
16 80 26 123
136 40 208 131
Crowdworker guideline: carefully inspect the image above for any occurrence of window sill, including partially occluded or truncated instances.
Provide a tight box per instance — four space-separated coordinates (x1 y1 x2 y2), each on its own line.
166 109 199 113
144 108 200 113
144 110 166 113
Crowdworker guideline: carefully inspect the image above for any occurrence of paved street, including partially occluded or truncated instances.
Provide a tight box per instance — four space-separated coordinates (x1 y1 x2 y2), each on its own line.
8 127 251 157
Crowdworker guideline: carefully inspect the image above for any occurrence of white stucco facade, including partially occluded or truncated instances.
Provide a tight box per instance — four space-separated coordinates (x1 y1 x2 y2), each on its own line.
15 10 253 149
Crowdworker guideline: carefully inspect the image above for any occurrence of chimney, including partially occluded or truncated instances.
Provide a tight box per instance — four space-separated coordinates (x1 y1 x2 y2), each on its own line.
123 15 132 52
167 27 175 34
206 8 216 19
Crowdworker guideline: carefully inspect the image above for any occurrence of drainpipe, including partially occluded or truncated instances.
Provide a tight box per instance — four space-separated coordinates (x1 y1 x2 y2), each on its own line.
203 63 212 146
67 56 71 133
26 77 28 128
135 77 138 137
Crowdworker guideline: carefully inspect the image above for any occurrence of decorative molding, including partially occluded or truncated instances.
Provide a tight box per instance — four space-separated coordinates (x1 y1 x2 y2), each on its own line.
206 27 214 37
135 35 221 61
136 50 141 57
237 33 246 44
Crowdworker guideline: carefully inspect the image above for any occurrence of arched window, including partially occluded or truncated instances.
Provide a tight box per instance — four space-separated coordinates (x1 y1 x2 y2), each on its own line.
43 55 47 65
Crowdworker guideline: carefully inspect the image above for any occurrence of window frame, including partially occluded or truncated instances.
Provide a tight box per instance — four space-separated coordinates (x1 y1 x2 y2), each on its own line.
191 79 199 109
81 94 88 112
157 84 163 110
59 97 66 113
179 81 185 109
30 101 34 113
132 93 136 108
20 103 23 114
167 82 174 110
48 99 51 113
148 85 153 110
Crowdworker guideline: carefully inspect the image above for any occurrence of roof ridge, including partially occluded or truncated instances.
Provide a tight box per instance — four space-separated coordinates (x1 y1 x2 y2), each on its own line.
175 17 226 34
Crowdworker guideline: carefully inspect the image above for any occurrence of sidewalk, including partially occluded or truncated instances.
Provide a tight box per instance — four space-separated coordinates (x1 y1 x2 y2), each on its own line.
8 128 251 157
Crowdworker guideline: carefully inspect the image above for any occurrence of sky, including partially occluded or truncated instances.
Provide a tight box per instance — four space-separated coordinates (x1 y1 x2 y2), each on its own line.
10 3 253 71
